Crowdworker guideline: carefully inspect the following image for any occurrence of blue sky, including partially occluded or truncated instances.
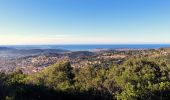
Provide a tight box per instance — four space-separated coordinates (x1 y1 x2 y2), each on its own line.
0 0 170 44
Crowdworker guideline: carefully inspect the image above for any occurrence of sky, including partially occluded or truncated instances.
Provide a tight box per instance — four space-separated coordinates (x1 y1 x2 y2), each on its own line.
0 0 170 45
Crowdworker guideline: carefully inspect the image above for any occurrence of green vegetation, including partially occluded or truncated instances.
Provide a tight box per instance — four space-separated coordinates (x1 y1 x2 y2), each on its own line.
1 54 170 100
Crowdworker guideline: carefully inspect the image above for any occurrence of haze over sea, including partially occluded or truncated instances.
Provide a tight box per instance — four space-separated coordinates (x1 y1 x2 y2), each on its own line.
3 44 170 51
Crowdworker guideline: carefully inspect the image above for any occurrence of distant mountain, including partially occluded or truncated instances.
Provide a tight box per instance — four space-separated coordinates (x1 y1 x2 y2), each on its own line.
13 49 69 55
0 48 70 58
0 47 16 51
67 51 95 58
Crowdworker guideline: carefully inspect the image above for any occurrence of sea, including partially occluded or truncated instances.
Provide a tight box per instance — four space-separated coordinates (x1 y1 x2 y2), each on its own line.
4 44 170 51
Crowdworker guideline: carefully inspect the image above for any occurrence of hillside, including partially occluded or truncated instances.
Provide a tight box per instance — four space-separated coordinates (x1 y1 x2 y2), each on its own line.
0 48 170 99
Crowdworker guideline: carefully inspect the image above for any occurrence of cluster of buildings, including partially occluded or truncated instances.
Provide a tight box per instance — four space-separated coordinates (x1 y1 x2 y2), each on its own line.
1 48 169 74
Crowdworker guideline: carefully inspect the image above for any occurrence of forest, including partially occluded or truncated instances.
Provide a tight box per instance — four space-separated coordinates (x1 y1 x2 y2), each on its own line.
1 53 170 100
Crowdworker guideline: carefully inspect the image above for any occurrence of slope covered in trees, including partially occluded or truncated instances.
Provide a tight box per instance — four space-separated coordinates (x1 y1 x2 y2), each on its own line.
1 54 170 100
